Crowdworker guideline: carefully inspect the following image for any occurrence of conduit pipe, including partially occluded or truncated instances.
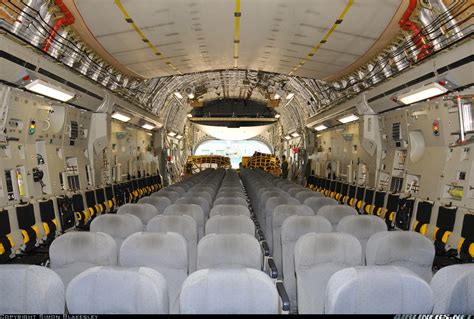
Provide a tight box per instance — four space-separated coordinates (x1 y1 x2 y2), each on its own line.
42 0 75 53
398 0 432 61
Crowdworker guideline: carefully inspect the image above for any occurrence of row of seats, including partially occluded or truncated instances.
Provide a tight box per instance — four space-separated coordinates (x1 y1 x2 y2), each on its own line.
2 247 473 313
1 168 290 314
240 168 473 314
0 174 161 264
307 176 473 263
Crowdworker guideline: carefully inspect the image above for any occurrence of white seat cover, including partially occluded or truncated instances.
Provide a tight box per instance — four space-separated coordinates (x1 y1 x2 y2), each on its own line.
294 232 361 314
0 265 64 314
326 266 433 314
180 268 278 314
66 266 169 314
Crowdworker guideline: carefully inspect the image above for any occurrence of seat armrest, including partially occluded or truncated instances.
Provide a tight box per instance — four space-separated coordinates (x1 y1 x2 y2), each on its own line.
276 281 290 314
267 257 278 279
257 229 265 241
261 240 270 256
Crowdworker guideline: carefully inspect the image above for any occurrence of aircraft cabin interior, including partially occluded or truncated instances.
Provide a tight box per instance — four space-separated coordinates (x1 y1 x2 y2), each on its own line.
0 0 473 315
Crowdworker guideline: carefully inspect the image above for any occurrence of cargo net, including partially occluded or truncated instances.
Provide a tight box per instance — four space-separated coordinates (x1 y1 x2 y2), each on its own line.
186 155 232 174
244 152 281 176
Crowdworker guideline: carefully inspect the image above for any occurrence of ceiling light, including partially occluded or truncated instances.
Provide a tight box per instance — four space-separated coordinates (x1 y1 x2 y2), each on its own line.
188 93 194 99
111 111 131 122
290 132 300 138
286 93 295 100
187 113 193 118
398 82 448 105
174 92 183 99
338 114 359 124
25 79 75 102
167 131 177 137
141 123 155 130
146 132 153 136
314 124 328 131
284 135 292 140
274 93 281 100
275 113 281 119
176 134 183 139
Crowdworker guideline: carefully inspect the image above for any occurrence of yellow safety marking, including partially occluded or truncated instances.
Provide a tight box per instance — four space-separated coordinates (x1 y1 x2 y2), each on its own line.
88 207 95 217
43 222 50 235
233 0 241 68
442 231 451 244
365 204 373 215
389 212 395 221
84 209 90 220
32 225 39 238
357 201 363 209
75 212 82 221
0 243 4 255
21 229 30 244
108 200 114 208
289 0 353 75
114 0 181 74
433 227 439 241
52 218 58 228
420 224 427 235
376 207 382 216
7 234 13 247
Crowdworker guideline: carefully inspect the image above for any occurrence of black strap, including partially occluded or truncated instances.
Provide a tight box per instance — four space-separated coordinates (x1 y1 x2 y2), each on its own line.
0 236 12 256
22 227 37 247
460 238 473 258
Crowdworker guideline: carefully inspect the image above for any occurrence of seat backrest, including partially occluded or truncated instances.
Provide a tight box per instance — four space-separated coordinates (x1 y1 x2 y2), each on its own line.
303 197 338 214
117 203 159 226
272 205 313 277
213 197 248 207
90 214 143 250
280 215 332 313
216 191 246 200
175 197 210 219
205 215 255 236
431 264 474 314
336 215 387 264
147 215 198 273
317 205 358 231
295 190 323 203
265 197 300 252
164 204 205 240
366 231 435 282
66 266 169 314
294 232 361 314
180 268 278 314
325 266 433 314
151 190 180 203
0 265 64 314
164 186 186 196
209 204 251 218
119 232 187 313
138 196 171 214
288 186 306 197
197 233 262 270
49 232 117 287
185 191 213 206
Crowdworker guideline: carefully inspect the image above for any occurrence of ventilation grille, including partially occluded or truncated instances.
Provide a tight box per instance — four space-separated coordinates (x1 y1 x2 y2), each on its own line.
392 122 401 141
69 121 79 139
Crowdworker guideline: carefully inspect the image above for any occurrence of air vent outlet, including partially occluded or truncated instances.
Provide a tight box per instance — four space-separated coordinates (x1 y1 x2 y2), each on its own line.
69 121 79 139
392 122 401 141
